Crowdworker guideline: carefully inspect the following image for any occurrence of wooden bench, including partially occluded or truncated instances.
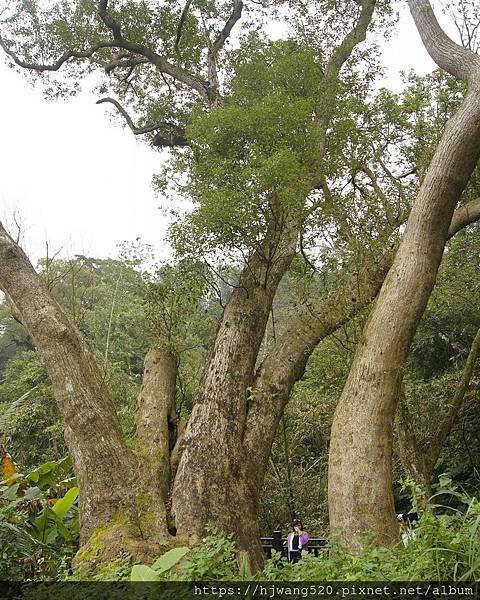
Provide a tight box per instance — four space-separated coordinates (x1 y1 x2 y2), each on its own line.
261 530 328 561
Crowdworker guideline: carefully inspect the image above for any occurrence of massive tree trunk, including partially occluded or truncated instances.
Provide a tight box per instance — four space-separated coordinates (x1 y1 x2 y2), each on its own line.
171 1 377 571
240 199 480 524
0 223 182 569
327 0 480 548
172 215 298 572
395 326 480 498
0 223 160 561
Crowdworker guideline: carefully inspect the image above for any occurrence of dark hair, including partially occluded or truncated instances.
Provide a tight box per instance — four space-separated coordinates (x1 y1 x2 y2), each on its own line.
292 519 304 530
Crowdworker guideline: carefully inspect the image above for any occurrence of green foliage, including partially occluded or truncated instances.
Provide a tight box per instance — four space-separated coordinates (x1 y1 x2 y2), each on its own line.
130 547 190 581
265 486 480 581
163 527 239 581
0 351 65 470
0 457 79 580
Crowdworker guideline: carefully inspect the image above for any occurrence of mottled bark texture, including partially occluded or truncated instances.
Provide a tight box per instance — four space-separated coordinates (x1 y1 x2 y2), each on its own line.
172 216 298 572
0 223 177 566
328 0 480 548
395 327 480 498
134 346 179 537
0 223 146 551
241 198 480 523
171 1 377 572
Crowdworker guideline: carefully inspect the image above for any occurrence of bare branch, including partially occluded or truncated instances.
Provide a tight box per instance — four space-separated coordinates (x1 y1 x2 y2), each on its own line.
0 37 116 72
408 0 480 84
208 0 244 91
96 97 188 147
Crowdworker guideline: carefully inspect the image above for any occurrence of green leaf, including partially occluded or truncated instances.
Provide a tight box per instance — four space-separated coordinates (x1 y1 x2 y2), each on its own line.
1 483 20 501
51 486 78 520
130 564 160 581
151 547 189 573
23 486 42 500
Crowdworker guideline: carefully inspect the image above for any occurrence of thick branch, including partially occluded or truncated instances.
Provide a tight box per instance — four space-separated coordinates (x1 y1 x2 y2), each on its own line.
96 97 188 147
447 197 480 238
103 55 149 75
312 0 376 166
0 37 116 71
242 196 480 484
135 346 178 505
97 0 210 98
325 0 377 78
408 0 480 84
175 0 194 51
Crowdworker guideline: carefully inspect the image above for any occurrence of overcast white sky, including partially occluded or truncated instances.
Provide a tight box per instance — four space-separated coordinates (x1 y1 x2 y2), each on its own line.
0 3 449 264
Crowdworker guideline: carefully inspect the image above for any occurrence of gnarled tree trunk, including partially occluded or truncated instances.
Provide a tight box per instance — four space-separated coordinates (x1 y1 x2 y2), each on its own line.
0 223 162 566
0 223 183 569
172 216 298 572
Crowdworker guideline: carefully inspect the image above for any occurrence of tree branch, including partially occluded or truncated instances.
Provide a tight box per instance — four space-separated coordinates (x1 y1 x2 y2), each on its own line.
103 55 150 76
97 0 210 99
0 37 116 71
242 196 480 480
447 197 480 239
175 0 194 52
96 97 188 147
325 0 377 78
208 0 244 93
425 326 480 471
408 0 480 84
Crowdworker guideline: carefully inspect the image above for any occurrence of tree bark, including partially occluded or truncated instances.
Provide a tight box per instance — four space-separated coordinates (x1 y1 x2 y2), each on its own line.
327 0 480 548
0 223 171 568
172 215 298 572
134 346 179 537
241 198 480 514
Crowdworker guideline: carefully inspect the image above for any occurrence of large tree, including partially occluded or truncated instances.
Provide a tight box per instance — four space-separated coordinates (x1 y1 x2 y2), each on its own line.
2 0 480 571
0 0 386 570
328 0 480 547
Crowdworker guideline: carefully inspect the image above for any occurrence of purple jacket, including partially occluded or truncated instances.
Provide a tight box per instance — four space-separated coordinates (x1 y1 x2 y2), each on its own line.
286 531 309 559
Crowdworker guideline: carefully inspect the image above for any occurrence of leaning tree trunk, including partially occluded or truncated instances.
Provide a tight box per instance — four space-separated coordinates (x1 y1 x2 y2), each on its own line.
171 1 377 571
328 0 480 548
0 223 174 568
241 197 480 526
172 216 298 572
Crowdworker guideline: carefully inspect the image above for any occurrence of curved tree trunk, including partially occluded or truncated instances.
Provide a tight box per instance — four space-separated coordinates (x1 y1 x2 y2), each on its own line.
0 223 174 570
327 0 480 548
241 198 480 526
0 224 141 541
172 217 298 572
